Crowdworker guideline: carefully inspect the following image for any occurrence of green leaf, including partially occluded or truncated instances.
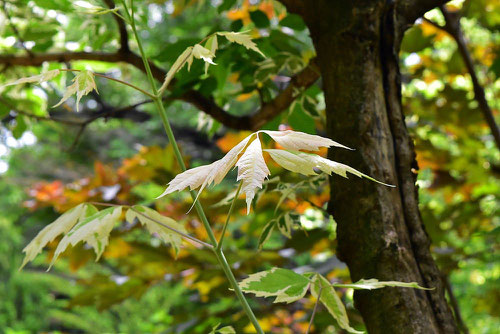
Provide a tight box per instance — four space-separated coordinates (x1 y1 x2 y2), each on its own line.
218 0 237 13
250 10 270 28
209 323 236 334
332 278 432 290
126 205 186 256
279 14 306 31
401 26 434 53
258 219 276 250
239 268 310 303
311 274 363 334
277 213 293 239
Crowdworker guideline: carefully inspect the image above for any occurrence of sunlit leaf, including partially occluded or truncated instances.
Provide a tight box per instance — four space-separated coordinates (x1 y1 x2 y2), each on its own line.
266 149 394 187
236 136 270 214
156 163 215 198
158 133 254 199
262 130 352 151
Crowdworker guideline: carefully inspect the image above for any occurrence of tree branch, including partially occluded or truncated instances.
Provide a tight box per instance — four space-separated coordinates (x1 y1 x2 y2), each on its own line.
179 58 320 130
397 0 450 28
0 50 319 131
103 0 129 52
1 0 33 56
426 7 500 151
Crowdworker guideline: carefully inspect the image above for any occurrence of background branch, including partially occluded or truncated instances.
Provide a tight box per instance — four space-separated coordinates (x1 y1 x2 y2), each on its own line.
103 0 129 52
0 50 319 131
424 7 500 150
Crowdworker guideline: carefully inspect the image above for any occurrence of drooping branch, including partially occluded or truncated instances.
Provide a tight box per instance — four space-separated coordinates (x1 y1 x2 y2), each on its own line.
0 48 319 131
423 8 500 151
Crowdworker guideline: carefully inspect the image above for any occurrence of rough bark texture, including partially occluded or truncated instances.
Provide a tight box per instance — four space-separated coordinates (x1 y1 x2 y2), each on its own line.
283 0 458 333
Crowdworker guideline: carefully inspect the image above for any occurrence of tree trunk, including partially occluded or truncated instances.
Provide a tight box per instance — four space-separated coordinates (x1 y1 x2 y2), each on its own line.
283 1 458 333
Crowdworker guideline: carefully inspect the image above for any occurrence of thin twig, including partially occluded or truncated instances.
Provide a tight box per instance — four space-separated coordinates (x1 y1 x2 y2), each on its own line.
130 208 214 249
217 181 243 250
59 69 155 98
306 286 323 334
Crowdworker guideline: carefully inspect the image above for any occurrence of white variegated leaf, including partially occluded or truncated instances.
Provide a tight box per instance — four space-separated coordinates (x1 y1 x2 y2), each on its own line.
1 69 60 89
126 205 186 256
262 130 352 151
20 203 92 269
235 136 270 214
53 70 98 112
311 274 364 334
217 31 265 57
239 268 310 303
50 206 122 268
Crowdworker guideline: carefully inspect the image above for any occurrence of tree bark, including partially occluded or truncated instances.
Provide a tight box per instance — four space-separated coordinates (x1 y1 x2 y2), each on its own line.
284 1 459 333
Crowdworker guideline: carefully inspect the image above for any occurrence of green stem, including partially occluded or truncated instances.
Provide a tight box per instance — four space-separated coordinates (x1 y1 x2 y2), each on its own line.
120 2 263 333
217 181 243 250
